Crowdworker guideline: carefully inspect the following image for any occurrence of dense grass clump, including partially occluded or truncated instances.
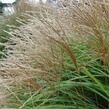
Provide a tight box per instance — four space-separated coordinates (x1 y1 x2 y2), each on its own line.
0 0 109 109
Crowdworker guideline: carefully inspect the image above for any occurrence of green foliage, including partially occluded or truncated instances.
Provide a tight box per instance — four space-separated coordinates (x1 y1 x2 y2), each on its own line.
6 40 109 109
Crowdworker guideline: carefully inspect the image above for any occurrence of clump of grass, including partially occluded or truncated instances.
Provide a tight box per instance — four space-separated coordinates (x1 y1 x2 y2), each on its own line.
0 0 109 109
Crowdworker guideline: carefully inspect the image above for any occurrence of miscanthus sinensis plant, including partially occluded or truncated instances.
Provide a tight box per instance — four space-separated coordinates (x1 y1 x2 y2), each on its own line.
0 0 109 109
